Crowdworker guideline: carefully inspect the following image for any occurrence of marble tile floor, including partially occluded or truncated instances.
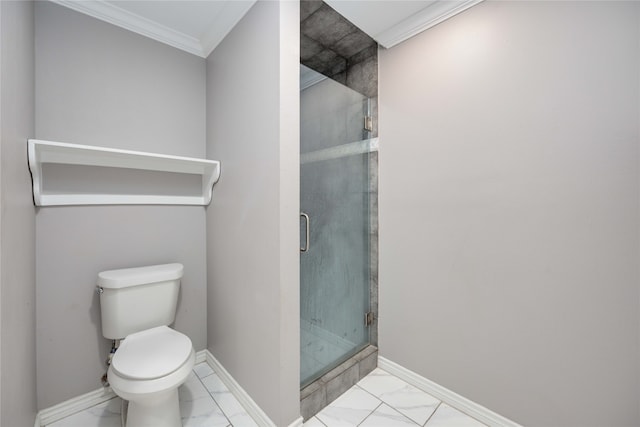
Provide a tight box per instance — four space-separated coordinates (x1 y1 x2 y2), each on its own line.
47 362 258 427
47 365 485 427
304 368 486 427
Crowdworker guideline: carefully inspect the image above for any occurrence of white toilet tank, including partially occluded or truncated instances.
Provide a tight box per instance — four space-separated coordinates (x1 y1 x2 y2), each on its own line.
98 263 184 340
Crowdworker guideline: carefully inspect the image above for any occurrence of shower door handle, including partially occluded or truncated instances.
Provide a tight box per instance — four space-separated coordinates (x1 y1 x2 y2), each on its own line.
300 212 310 253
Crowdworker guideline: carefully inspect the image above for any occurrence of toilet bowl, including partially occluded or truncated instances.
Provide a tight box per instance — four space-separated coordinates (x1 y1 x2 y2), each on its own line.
108 326 195 427
97 263 194 427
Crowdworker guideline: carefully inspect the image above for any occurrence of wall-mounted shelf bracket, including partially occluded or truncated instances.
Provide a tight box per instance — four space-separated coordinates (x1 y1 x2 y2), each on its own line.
27 139 221 207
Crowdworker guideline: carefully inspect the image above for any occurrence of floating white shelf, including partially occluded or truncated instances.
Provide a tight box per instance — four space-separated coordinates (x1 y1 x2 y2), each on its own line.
27 139 221 207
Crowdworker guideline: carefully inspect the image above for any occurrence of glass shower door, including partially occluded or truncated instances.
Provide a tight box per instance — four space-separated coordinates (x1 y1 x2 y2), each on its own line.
300 65 371 387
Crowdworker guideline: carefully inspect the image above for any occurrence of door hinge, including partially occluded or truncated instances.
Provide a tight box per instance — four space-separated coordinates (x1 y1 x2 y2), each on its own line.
365 311 375 326
364 116 373 132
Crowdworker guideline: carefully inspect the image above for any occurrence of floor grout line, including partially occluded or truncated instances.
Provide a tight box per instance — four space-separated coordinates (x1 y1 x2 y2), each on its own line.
360 370 446 426
355 401 384 426
356 381 403 417
314 415 329 426
194 370 233 426
355 383 381 402
422 401 442 426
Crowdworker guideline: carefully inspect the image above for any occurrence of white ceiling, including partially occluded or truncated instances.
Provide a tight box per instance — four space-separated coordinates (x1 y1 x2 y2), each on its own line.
51 0 484 57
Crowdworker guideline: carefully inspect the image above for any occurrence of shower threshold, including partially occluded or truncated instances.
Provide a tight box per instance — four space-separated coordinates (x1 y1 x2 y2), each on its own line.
300 345 378 421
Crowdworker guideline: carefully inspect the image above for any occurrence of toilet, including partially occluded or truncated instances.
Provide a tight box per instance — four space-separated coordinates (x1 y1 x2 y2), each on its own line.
97 263 195 427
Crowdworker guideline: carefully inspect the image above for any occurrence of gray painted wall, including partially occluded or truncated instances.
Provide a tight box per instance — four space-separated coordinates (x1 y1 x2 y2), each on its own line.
35 2 207 409
378 2 640 426
0 1 38 425
205 1 300 425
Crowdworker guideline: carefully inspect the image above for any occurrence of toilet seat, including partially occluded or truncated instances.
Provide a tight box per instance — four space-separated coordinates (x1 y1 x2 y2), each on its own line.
108 347 194 398
112 326 192 380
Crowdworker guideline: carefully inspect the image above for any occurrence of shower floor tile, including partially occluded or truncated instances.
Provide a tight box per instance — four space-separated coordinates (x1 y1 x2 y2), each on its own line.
301 320 355 385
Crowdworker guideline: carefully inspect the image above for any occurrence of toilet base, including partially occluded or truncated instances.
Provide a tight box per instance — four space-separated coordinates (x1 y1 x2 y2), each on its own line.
125 388 181 427
107 343 195 427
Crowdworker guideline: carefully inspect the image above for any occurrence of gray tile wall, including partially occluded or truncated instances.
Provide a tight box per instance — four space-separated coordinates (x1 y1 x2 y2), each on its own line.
301 1 378 98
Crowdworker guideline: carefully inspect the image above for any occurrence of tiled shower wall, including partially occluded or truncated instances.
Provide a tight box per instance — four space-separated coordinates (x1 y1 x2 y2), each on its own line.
301 0 378 99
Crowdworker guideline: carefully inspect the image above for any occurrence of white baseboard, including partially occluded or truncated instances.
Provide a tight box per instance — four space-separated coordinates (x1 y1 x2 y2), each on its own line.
35 352 517 427
34 349 302 427
34 350 221 426
195 349 207 364
378 357 521 427
287 416 304 427
36 386 117 426
203 349 278 427
34 350 211 427
203 350 303 427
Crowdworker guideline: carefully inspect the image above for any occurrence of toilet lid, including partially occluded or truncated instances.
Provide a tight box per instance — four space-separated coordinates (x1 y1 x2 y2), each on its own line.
111 326 193 380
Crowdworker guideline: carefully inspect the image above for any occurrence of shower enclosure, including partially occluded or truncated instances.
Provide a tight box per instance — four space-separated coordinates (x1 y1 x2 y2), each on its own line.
300 65 375 388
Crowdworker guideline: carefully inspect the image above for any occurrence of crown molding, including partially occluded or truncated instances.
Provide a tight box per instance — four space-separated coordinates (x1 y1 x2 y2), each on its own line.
49 0 256 58
50 0 204 56
376 0 485 48
200 1 256 58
